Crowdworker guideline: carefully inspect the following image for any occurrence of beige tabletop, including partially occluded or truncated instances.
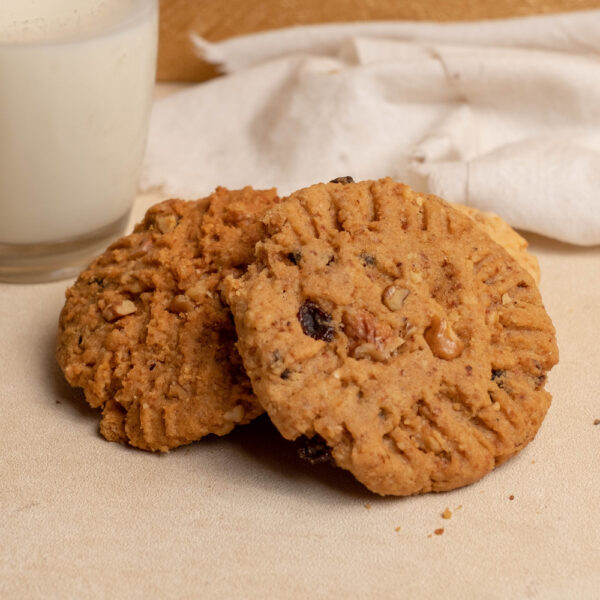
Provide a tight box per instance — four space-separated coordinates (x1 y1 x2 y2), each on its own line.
1 187 599 599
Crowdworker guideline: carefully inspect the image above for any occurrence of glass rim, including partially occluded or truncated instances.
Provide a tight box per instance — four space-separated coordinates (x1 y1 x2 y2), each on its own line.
0 0 158 48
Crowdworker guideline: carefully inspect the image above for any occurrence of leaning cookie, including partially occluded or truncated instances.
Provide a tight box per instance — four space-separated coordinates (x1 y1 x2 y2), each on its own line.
57 186 278 451
224 178 558 496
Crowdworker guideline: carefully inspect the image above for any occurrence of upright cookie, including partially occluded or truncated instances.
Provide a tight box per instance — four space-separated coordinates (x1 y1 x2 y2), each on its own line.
224 178 558 496
57 187 278 451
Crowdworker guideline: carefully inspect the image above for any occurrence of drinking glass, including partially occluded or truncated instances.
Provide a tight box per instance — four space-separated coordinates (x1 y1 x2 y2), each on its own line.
0 0 158 282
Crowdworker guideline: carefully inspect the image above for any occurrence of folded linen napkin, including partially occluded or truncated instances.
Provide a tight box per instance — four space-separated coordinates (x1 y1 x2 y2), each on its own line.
141 10 600 245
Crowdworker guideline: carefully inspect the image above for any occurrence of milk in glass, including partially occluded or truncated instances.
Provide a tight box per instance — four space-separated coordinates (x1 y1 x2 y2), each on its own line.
0 1 157 248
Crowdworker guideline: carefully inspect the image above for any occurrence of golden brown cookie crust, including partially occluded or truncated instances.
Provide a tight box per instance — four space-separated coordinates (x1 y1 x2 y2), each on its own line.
57 187 278 451
453 204 540 285
225 178 558 496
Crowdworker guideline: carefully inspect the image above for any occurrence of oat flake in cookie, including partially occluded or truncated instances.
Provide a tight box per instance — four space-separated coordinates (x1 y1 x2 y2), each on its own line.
224 178 558 496
57 187 278 451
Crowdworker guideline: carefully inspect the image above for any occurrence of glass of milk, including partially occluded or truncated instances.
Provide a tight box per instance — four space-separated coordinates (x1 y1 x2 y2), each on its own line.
0 0 158 282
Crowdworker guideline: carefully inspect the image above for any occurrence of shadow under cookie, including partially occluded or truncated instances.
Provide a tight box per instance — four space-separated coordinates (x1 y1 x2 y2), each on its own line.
198 415 378 500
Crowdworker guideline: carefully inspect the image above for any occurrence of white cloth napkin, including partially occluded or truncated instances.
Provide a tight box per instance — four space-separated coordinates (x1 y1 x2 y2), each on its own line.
141 10 600 245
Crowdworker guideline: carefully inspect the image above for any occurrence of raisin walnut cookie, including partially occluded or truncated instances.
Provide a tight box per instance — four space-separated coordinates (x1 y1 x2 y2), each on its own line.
57 187 278 451
224 178 558 496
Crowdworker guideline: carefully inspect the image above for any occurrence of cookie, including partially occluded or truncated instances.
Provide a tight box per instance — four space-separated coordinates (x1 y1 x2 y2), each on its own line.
224 178 558 496
453 204 540 284
57 186 279 451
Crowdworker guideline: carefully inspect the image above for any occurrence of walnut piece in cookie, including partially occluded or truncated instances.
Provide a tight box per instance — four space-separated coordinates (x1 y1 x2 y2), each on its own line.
57 186 279 451
224 178 558 496
424 316 463 360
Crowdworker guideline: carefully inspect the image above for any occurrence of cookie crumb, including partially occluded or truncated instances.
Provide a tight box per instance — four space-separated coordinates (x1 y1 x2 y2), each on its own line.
594 419 600 426
509 495 515 501
364 503 372 510
434 528 444 536
441 507 452 520
394 526 401 532
454 504 463 511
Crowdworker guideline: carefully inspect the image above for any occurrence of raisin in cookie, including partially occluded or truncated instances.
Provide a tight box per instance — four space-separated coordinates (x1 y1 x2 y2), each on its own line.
57 186 278 451
224 178 558 496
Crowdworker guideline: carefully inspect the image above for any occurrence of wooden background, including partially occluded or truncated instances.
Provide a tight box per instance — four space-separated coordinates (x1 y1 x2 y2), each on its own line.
157 0 600 81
